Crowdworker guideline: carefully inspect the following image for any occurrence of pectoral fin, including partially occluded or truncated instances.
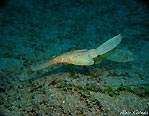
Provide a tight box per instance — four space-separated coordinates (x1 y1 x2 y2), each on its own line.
93 57 102 64
103 49 134 62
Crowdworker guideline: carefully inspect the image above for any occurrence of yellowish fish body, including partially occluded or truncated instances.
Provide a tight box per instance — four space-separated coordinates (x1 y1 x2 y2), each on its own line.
31 34 134 71
31 49 95 71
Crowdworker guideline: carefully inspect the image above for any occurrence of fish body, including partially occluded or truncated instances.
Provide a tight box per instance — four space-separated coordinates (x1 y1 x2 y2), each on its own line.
31 34 134 71
48 49 95 65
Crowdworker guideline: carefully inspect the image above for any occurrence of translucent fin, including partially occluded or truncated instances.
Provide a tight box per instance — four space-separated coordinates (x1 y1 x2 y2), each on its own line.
93 57 102 64
31 61 53 71
96 34 122 55
103 49 134 62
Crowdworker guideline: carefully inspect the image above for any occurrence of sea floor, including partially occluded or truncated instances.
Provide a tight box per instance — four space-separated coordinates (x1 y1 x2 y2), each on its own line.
0 0 149 115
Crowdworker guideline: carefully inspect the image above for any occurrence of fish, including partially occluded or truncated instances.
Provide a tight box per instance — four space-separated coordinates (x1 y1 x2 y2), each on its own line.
31 34 134 71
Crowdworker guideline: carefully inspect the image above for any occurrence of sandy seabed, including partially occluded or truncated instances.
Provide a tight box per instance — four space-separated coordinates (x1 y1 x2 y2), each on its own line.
0 0 148 115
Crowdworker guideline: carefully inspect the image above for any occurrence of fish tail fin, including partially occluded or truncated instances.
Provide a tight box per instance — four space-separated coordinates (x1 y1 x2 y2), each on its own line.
96 34 122 55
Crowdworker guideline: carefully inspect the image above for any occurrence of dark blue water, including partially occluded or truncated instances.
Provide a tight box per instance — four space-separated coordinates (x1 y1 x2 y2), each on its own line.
0 0 148 115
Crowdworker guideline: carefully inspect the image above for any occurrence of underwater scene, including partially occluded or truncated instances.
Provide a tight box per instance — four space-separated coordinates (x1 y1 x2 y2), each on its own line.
0 0 149 116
